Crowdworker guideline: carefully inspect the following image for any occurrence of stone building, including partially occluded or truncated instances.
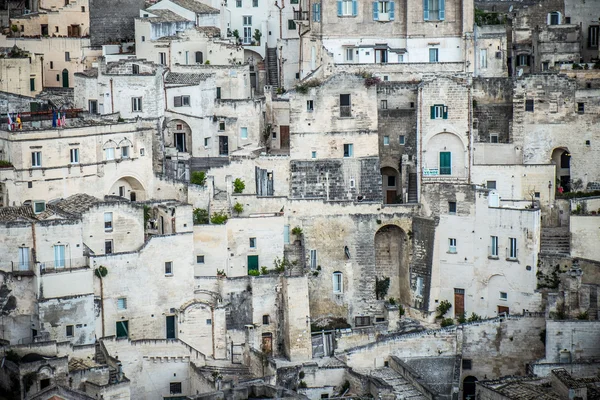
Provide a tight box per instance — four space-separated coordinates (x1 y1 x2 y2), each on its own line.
0 47 43 96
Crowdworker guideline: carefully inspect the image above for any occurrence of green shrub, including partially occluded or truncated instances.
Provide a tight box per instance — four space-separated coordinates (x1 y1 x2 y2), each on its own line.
211 212 228 224
457 313 467 324
576 311 589 320
233 178 245 193
441 318 454 327
398 304 405 317
388 297 396 305
291 226 303 236
233 202 244 216
260 266 268 275
248 269 260 276
295 78 321 94
94 266 108 278
190 171 206 186
467 312 482 322
436 300 452 318
193 208 209 224
273 257 290 273
216 269 226 277
375 276 390 300
0 160 13 168
299 380 307 389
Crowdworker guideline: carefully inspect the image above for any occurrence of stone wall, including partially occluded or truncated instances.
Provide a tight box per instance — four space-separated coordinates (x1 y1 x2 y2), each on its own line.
545 320 600 363
89 0 146 45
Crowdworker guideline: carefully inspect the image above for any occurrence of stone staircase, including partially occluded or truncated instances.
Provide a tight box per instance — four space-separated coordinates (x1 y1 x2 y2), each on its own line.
266 47 279 87
95 341 119 384
209 191 230 217
370 367 428 399
200 364 254 385
540 227 570 255
407 173 418 203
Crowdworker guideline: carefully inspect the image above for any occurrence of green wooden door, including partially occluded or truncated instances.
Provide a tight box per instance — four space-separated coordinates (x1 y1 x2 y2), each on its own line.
166 315 176 339
62 69 69 88
247 255 259 273
116 320 129 338
439 152 451 175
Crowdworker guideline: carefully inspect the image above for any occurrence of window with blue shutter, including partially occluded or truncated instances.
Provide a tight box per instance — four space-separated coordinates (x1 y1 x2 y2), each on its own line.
423 0 429 20
373 2 379 20
352 0 358 16
337 0 343 16
439 0 445 20
389 1 395 20
313 3 321 22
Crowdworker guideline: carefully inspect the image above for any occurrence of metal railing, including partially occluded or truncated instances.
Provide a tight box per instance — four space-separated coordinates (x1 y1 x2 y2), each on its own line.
39 257 89 274
3 261 36 275
293 10 309 20
340 105 352 117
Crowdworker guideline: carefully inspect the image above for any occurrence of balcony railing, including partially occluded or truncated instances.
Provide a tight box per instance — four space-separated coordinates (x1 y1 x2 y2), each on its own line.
39 257 89 274
293 10 309 20
340 106 352 117
2 261 36 276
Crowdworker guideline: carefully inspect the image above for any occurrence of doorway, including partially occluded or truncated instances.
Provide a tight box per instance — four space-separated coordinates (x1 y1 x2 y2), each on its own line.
280 125 290 150
247 255 259 273
462 376 478 400
61 69 69 88
262 332 272 355
498 305 510 315
551 148 571 192
454 288 465 318
166 315 176 339
175 132 186 152
219 136 229 156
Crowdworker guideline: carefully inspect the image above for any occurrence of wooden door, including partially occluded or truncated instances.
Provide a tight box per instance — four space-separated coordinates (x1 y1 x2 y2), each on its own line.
386 190 396 204
219 136 228 155
280 125 290 149
454 288 465 318
262 333 272 354
498 306 510 315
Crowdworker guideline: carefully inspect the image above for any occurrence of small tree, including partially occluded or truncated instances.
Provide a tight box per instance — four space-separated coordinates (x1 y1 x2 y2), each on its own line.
233 202 244 216
211 212 228 224
436 300 452 319
253 29 262 45
233 178 245 193
190 171 206 186
193 208 209 224
10 25 18 36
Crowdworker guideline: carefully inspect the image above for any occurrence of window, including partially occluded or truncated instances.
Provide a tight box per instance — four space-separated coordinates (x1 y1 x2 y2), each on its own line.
81 6 85 11
312 151 317 159
373 1 395 21
387 176 396 186
355 316 370 327
535 192 540 198
424 0 445 20
577 103 585 114
131 97 142 112
487 180 496 190
338 0 357 17
307 100 314 112
65 52 70 61
205 319 212 325
462 359 472 370
548 12 560 25
263 315 270 324
236 0 241 6
589 26 599 48
542 62 549 71
31 151 42 167
288 19 296 30
381 100 388 109
30 78 35 92
490 133 499 143
159 52 166 65
490 236 498 257
344 47 354 62
243 16 252 44
525 99 534 112
216 87 221 99
18 247 30 270
565 17 570 24
173 95 190 107
399 135 405 145
416 276 424 296
333 271 343 293
429 48 439 62
197 255 205 264
340 94 351 117
508 238 517 259
448 238 457 253
165 261 173 275
309 249 317 269
439 151 451 175
141 36 145 42
312 2 321 22
195 51 203 64
33 201 45 214
383 136 390 145
253 0 258 6
121 146 130 158
249 237 256 248
105 240 113 254
430 104 447 119
284 225 290 244
50 61 54 69
117 297 127 310
54 244 66 268
104 212 113 231
40 379 50 389
480 49 488 68
204 138 210 147
56 74 60 82
116 320 128 338
66 325 74 337
69 148 79 164
241 127 248 139
272 131 277 139
517 54 530 67
500 291 508 300
343 143 354 157
119 186 125 197
448 201 456 214
561 152 571 168
218 121 225 131
104 147 115 160
88 99 98 114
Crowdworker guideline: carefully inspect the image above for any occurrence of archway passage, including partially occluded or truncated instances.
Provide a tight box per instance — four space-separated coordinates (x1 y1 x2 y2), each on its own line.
551 148 571 192
109 176 146 201
463 376 478 400
381 166 400 204
374 225 410 305
167 119 192 153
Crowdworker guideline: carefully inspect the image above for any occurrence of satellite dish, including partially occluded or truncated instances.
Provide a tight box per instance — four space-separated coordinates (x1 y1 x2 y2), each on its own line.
518 68 523 77
509 5 513 12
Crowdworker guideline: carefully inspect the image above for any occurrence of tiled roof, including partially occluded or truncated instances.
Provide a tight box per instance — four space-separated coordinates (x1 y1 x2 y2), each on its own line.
0 205 57 222
48 194 101 217
146 9 190 23
196 26 221 38
170 0 219 14
165 72 211 85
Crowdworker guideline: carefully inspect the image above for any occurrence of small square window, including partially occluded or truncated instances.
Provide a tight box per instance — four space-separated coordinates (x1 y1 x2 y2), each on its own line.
66 325 74 337
448 238 457 253
462 359 472 370
33 201 46 214
448 201 456 214
490 134 499 143
381 100 388 109
197 255 205 264
236 0 241 6
288 19 296 30
399 135 405 145
104 212 113 231
170 382 182 394
487 180 497 190
105 240 113 254
534 192 540 198
165 261 173 275
577 103 585 114
219 121 225 131
343 143 353 157
500 291 508 300
525 99 534 112
387 176 395 187
140 148 145 156
132 64 139 74
206 319 212 325
117 297 127 310
141 36 145 42
307 100 314 112
383 136 390 145
249 237 257 248
263 315 270 325
204 138 210 147
311 151 317 159
65 52 70 61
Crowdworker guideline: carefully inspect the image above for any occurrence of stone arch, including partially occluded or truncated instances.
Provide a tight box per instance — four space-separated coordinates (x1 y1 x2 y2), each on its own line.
109 176 146 201
424 132 467 178
487 274 510 316
166 119 192 154
462 375 478 400
374 225 410 305
551 147 571 192
177 301 214 357
381 166 400 204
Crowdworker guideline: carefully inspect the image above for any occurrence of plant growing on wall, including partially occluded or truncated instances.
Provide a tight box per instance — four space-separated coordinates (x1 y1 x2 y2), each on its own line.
232 29 239 39
216 269 226 277
467 312 482 322
457 313 467 324
291 226 303 236
398 304 405 317
210 212 228 224
295 79 321 94
440 318 454 327
375 276 390 300
233 202 244 216
388 297 396 305
253 29 262 45
190 171 207 186
260 266 269 275
0 160 13 168
233 178 245 193
248 269 260 276
94 266 108 278
436 300 452 318
193 208 209 225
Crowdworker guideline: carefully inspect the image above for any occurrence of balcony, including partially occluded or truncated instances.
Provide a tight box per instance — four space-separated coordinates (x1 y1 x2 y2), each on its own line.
39 257 89 274
293 10 309 21
340 106 352 118
2 261 36 276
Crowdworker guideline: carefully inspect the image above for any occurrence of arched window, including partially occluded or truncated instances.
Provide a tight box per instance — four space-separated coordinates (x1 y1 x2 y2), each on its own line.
333 271 343 293
548 11 561 25
195 51 203 64
103 140 118 160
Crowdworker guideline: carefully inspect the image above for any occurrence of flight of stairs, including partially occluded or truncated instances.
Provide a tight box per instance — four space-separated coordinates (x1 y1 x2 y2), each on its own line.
370 367 428 399
267 47 279 87
540 227 570 255
209 191 231 217
407 173 418 203
200 364 254 386
95 341 119 384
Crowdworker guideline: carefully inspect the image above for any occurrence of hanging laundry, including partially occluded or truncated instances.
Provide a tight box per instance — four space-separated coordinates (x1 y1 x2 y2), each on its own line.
7 113 13 131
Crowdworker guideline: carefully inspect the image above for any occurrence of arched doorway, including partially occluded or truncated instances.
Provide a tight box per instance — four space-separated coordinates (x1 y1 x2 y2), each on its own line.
381 166 400 204
61 69 69 88
551 148 571 192
109 176 146 201
462 376 478 400
374 225 410 304
166 119 192 153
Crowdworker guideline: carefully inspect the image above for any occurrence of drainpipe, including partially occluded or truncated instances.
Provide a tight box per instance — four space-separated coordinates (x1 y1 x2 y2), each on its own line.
467 84 472 184
100 275 105 337
275 0 285 41
298 4 311 80
40 56 44 90
109 78 114 113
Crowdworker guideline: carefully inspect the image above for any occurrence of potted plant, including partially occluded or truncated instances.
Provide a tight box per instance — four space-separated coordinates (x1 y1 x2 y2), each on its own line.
253 29 262 46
